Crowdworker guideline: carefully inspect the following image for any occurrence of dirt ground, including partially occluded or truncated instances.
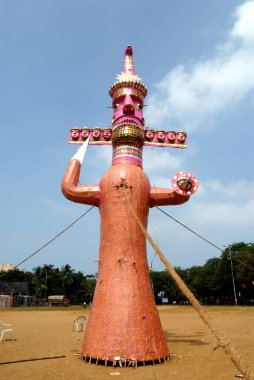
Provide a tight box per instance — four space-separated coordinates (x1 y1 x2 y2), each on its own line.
0 306 253 380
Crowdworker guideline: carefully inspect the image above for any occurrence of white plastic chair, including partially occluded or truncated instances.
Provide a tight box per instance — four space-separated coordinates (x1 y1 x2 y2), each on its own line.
72 316 86 332
0 320 15 342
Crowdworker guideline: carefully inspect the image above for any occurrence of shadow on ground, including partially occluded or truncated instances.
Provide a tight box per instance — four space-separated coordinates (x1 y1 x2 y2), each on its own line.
164 330 208 346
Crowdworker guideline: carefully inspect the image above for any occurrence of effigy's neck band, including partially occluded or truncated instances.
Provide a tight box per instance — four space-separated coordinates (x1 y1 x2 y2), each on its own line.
112 145 143 167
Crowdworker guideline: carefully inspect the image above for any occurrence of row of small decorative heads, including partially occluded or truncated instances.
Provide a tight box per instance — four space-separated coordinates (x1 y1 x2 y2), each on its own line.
70 127 187 144
70 127 111 141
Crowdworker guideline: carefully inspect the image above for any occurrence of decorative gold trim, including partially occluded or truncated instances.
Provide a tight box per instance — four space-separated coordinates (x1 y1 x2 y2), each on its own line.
112 88 144 103
109 80 147 98
143 141 187 148
112 125 144 148
68 140 112 145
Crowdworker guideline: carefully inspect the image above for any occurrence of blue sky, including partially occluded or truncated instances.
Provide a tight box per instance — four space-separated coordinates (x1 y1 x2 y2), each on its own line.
1 0 253 274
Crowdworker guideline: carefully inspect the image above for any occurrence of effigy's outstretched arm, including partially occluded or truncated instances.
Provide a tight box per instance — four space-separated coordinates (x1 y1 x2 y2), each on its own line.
61 142 100 206
150 187 190 207
149 171 199 207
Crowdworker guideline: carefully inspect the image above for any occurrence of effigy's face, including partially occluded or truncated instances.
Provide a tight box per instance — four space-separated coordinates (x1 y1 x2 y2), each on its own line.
177 132 186 143
112 88 144 129
103 128 112 140
81 128 90 140
92 128 101 140
156 130 165 142
145 129 155 141
71 128 80 140
168 131 176 142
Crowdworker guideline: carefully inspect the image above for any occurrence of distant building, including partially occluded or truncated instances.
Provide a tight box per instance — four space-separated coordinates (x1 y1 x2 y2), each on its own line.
0 263 15 272
0 281 29 295
0 282 31 307
0 263 25 272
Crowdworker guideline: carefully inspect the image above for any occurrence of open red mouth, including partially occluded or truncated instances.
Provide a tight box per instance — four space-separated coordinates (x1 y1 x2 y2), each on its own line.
113 116 144 129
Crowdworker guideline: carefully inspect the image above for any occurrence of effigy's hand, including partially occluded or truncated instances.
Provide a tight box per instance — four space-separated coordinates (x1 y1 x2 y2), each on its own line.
149 171 198 207
171 171 199 196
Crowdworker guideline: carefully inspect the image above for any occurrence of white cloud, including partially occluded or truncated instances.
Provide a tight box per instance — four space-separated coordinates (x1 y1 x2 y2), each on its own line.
146 0 254 130
143 148 184 174
160 179 254 234
149 175 172 189
231 1 254 43
180 178 254 226
200 178 254 198
191 178 254 227
192 199 254 225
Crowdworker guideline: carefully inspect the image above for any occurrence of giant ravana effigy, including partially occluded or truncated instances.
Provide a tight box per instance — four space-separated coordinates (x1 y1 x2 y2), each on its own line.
62 46 198 366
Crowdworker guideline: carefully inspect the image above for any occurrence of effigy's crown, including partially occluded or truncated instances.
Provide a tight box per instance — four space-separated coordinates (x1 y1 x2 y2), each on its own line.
109 45 148 99
109 46 147 167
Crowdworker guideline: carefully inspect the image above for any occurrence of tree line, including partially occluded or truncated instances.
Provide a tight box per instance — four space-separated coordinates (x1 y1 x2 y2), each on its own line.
0 264 97 305
151 242 254 305
1 242 253 305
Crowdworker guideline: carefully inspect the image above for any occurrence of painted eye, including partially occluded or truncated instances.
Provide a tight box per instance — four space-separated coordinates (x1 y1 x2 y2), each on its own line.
113 104 119 110
138 104 143 110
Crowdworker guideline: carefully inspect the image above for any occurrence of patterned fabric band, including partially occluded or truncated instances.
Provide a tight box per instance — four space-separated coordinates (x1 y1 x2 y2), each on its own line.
112 145 143 166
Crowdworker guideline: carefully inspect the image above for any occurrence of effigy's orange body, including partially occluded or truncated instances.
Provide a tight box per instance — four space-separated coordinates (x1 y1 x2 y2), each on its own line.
81 162 169 361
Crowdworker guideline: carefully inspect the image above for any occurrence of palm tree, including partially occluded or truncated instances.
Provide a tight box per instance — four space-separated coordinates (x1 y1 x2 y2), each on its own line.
31 266 46 298
60 264 75 299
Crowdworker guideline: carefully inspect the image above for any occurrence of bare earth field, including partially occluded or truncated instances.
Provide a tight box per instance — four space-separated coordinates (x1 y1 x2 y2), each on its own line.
0 306 253 380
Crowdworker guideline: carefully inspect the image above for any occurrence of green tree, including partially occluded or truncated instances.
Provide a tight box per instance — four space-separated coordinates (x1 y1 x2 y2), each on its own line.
60 264 75 299
150 269 187 303
223 243 254 304
0 268 32 282
31 266 47 297
81 274 97 304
